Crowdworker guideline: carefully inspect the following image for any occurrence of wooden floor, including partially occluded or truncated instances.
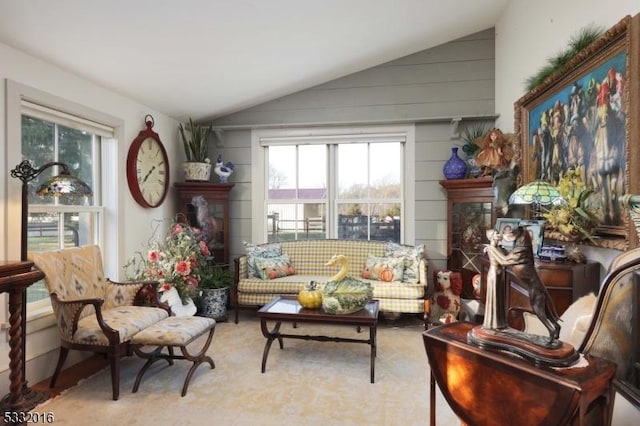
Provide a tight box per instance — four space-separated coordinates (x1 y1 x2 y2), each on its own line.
30 355 109 400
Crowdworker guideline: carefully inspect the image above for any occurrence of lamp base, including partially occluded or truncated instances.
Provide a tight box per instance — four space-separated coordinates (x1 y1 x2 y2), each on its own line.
0 383 49 417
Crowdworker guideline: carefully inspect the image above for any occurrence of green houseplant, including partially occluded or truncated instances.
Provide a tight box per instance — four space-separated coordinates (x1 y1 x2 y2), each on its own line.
200 266 234 290
196 265 234 321
179 118 212 181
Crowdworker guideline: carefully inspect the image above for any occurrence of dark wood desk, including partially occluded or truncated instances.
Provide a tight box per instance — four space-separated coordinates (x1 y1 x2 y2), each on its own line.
423 322 617 426
0 261 46 417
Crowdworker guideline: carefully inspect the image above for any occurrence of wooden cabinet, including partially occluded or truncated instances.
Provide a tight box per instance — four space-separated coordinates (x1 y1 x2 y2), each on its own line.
439 177 496 298
480 256 600 327
174 182 234 266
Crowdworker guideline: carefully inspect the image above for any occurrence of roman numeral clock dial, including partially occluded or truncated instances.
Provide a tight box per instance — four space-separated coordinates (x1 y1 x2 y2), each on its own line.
127 115 170 208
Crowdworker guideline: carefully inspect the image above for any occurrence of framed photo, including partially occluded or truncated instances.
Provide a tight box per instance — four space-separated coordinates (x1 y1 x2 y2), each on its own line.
495 218 520 250
513 15 640 250
519 219 545 258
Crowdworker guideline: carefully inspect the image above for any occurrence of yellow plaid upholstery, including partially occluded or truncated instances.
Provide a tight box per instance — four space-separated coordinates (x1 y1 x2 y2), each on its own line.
235 240 428 316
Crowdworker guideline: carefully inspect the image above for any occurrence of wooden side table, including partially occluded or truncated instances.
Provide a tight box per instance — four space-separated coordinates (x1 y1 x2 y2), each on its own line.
423 322 617 426
0 261 47 415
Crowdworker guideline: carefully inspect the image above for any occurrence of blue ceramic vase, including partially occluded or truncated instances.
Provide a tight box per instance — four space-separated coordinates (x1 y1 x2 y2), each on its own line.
443 147 467 179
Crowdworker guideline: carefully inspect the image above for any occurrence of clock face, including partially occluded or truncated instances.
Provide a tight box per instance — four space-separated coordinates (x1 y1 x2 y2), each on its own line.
127 120 170 208
136 137 168 206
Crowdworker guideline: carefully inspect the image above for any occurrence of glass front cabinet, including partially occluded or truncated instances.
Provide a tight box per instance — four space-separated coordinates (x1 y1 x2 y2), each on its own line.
174 182 234 266
440 177 496 299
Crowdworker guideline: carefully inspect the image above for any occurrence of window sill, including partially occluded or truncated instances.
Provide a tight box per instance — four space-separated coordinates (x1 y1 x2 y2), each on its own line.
26 301 56 334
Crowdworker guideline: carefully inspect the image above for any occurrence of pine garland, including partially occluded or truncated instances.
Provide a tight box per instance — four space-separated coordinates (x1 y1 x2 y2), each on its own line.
525 25 604 91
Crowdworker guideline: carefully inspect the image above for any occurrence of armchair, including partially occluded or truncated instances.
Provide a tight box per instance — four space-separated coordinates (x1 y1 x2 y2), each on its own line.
30 245 169 400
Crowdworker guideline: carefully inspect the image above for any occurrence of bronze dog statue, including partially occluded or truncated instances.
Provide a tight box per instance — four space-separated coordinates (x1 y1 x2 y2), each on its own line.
485 226 561 342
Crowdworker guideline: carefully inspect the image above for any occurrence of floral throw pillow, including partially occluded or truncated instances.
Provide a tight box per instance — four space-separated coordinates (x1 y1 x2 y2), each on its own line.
244 242 282 278
384 242 425 284
361 254 404 282
253 254 296 280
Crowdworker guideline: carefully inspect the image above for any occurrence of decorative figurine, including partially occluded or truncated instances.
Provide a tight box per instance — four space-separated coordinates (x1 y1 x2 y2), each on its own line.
475 128 514 176
468 226 578 367
429 270 462 324
485 227 561 341
214 154 234 183
189 195 218 250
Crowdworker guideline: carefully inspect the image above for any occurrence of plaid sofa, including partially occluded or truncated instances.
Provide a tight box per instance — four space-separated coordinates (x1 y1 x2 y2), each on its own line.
233 239 430 325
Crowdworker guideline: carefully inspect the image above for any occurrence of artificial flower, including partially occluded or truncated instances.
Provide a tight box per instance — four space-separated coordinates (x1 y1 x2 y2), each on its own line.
125 218 213 303
542 168 598 242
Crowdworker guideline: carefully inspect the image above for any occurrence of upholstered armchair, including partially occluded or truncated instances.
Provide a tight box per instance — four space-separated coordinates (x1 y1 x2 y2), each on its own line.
30 245 169 400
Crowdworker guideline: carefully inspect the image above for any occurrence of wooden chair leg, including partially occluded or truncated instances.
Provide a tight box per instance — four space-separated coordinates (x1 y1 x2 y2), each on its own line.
49 346 69 388
109 352 121 400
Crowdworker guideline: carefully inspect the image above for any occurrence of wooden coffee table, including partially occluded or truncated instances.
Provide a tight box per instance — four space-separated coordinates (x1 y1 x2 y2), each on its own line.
257 295 380 383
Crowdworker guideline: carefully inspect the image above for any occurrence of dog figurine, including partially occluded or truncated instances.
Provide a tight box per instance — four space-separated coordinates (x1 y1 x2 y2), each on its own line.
429 270 462 324
485 226 561 342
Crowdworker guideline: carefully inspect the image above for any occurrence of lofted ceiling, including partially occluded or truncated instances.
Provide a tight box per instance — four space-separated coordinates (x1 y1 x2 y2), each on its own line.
0 0 508 123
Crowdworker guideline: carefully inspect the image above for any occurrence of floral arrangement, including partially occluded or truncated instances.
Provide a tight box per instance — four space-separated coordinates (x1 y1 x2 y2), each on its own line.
125 218 212 303
543 168 598 241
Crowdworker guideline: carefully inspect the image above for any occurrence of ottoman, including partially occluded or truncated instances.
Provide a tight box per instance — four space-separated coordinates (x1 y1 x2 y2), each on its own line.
131 316 216 396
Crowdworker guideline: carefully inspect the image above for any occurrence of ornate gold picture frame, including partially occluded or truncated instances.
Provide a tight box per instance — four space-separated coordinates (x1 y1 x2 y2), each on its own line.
513 15 640 250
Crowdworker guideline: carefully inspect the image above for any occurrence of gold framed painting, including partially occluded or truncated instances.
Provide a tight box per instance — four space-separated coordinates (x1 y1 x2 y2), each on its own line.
513 14 640 250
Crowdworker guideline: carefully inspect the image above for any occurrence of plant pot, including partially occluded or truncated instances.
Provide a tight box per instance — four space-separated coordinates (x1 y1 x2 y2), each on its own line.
198 287 229 321
183 162 212 182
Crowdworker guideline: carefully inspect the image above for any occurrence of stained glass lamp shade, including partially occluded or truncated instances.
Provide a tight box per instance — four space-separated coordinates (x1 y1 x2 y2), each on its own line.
10 160 93 260
508 180 565 219
35 168 93 198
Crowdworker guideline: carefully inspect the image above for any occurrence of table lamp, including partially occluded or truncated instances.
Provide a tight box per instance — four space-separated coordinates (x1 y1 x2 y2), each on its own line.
508 180 565 219
621 194 640 241
2 160 92 412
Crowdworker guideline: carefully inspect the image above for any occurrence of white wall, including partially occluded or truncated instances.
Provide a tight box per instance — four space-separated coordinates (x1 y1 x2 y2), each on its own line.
495 1 640 423
0 41 183 392
495 0 640 131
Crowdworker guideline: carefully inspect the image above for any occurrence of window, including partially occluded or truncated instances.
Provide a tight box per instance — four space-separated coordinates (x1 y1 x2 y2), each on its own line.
267 144 328 241
255 125 415 244
20 101 109 306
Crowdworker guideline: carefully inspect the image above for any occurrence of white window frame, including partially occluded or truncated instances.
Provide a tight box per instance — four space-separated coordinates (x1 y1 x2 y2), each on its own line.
5 80 121 329
252 124 416 244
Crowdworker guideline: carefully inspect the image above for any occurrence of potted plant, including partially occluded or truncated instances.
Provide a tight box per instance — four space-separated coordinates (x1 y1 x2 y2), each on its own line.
459 124 488 178
179 117 212 181
196 265 234 321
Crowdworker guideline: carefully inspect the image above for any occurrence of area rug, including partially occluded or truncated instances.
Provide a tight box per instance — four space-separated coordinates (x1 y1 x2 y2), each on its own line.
33 312 458 425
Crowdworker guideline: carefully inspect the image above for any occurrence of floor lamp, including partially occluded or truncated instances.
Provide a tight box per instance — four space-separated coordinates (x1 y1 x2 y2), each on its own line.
1 160 92 413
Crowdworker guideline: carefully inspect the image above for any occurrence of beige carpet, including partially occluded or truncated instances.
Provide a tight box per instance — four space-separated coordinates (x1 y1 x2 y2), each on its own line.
33 311 458 425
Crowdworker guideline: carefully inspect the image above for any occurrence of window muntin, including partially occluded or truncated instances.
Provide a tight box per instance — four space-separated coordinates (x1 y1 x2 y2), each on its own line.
21 110 106 304
265 139 403 243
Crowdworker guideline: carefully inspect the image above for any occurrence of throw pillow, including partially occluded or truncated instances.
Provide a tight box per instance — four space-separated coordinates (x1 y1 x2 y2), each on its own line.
361 254 404 282
384 242 425 283
243 241 282 278
253 254 296 280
